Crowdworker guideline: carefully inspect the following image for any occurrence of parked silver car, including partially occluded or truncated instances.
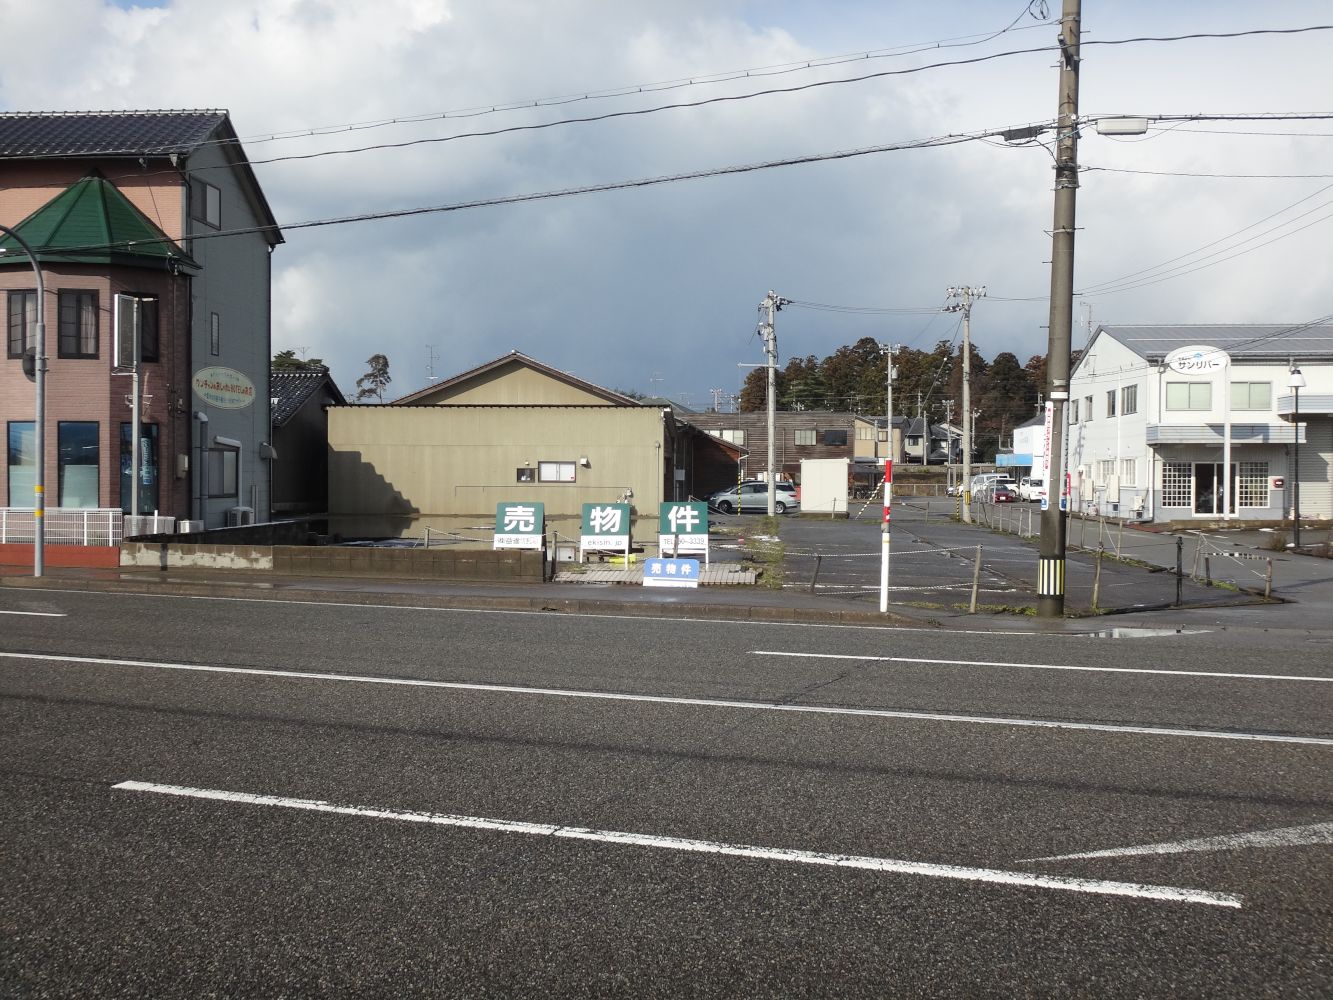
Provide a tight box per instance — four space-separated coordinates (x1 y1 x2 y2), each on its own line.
709 481 800 514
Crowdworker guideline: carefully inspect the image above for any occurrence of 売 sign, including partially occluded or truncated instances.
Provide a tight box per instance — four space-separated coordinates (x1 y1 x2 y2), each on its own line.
494 502 545 549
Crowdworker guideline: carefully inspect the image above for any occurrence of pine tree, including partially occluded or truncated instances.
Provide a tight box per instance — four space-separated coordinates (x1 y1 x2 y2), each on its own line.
355 353 392 403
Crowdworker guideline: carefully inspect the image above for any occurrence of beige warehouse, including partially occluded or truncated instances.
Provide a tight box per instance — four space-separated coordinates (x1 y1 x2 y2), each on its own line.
327 352 680 539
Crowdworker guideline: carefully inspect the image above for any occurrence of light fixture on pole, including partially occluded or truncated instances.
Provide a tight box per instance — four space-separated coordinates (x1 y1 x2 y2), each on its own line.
1288 365 1306 548
0 224 47 578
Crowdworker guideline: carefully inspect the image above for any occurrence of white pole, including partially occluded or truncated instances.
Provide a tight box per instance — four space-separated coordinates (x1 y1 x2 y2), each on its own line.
1222 359 1231 519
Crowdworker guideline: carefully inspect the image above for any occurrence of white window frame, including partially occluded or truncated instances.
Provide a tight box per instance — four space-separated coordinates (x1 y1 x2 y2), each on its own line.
1121 383 1138 416
538 460 576 483
794 429 816 446
1166 382 1212 411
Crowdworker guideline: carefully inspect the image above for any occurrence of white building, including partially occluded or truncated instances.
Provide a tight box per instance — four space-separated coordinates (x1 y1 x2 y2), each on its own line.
1068 325 1332 523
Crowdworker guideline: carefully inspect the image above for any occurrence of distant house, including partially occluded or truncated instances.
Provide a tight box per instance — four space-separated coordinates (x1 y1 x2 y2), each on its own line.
270 367 346 516
0 110 282 530
684 410 879 481
327 351 740 538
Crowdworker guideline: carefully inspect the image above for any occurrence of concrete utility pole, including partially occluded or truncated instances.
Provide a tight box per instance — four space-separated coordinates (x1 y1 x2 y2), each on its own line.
882 342 898 461
757 291 788 515
947 286 985 523
1038 0 1082 618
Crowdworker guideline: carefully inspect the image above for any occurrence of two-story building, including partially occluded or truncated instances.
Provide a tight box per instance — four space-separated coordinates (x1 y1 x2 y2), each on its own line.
0 110 281 534
1068 324 1332 523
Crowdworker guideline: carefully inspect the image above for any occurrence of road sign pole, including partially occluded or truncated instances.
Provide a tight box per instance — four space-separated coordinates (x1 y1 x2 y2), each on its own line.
880 459 893 613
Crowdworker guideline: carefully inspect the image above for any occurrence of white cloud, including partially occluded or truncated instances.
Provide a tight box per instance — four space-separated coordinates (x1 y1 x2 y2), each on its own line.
4 0 1332 404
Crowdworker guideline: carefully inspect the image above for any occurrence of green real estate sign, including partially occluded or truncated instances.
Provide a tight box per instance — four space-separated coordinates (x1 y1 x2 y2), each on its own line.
494 502 545 550
580 503 631 552
658 501 708 557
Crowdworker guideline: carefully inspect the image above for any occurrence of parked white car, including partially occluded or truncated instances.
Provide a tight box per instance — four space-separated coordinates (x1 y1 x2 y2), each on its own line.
1018 476 1047 502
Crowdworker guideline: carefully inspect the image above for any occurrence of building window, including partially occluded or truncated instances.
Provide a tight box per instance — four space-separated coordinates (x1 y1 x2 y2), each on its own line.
1165 382 1211 410
1231 382 1272 411
1083 396 1093 421
206 445 238 499
191 178 221 229
1069 399 1079 423
1106 389 1117 418
58 290 99 358
1162 461 1192 507
823 429 848 447
58 422 99 507
717 429 745 446
7 289 37 358
7 421 35 506
1237 461 1270 507
794 429 816 446
210 312 220 356
114 293 159 365
516 467 535 483
856 425 874 441
1121 383 1139 416
538 461 576 483
1097 459 1115 482
1120 458 1137 487
120 423 160 513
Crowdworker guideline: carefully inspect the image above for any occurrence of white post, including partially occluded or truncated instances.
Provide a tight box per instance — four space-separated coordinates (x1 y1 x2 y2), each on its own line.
1222 358 1232 519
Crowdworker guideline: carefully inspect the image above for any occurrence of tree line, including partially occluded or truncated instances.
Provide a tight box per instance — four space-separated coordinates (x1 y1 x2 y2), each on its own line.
737 336 1050 458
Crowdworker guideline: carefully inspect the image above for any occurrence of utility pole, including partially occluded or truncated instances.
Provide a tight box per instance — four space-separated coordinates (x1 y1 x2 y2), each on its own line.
757 290 788 515
881 342 898 461
947 285 985 523
1038 0 1081 618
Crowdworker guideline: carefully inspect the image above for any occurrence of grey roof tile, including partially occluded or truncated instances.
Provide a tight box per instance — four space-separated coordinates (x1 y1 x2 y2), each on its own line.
0 110 227 157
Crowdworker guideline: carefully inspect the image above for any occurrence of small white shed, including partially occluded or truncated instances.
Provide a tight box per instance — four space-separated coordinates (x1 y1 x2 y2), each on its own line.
799 458 850 515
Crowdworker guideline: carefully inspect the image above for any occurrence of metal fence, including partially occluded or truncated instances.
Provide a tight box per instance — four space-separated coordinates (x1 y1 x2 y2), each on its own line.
0 508 125 546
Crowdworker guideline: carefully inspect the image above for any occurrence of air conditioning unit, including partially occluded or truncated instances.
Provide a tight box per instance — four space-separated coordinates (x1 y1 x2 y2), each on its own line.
178 520 204 534
225 506 255 527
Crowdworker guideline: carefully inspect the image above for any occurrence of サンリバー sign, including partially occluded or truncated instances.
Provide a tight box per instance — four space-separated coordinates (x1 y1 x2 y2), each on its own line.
192 367 256 409
1164 345 1230 376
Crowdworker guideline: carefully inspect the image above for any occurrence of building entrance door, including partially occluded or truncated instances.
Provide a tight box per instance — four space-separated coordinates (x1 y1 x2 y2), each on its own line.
1193 462 1236 515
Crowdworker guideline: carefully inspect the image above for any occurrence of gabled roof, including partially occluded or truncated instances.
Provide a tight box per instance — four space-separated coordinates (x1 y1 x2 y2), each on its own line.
0 110 283 247
0 171 197 271
270 368 346 427
0 110 227 157
394 350 642 406
1093 324 1333 363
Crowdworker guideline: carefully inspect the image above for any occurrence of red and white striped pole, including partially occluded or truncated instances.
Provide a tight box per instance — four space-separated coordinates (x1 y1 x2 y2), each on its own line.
880 459 893 613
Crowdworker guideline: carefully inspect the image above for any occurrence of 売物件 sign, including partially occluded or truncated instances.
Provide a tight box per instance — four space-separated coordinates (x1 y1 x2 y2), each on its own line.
658 501 708 560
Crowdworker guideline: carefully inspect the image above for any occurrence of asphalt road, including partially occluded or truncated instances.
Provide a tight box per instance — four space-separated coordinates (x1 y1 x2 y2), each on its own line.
3 587 1330 998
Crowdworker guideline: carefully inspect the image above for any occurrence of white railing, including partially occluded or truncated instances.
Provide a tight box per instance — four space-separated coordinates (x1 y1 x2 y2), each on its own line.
0 508 125 546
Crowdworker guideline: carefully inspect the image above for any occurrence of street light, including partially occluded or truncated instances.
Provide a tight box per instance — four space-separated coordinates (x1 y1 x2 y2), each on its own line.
0 224 46 577
1288 365 1306 548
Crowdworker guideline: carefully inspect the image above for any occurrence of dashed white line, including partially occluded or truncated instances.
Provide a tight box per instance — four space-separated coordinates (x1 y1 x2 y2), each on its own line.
752 650 1333 684
0 610 65 617
4 650 1330 746
112 780 1242 909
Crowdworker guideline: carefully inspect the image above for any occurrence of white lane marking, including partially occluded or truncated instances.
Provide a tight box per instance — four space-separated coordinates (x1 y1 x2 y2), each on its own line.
113 780 1242 909
1026 822 1333 862
752 650 1333 684
0 610 65 617
12 586 1061 636
5 650 1331 747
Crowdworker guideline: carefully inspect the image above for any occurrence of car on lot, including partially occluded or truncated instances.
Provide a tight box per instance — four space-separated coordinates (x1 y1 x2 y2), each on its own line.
708 480 800 514
990 485 1019 503
969 473 1017 497
1017 476 1047 502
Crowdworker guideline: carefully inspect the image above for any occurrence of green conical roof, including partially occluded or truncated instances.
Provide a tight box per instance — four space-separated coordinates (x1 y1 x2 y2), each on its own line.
0 171 198 272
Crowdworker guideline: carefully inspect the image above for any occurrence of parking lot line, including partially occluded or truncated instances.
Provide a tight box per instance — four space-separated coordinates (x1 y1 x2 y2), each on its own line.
112 780 1242 909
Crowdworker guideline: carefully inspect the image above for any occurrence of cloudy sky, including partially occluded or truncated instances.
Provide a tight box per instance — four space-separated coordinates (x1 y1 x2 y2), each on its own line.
3 0 1330 408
